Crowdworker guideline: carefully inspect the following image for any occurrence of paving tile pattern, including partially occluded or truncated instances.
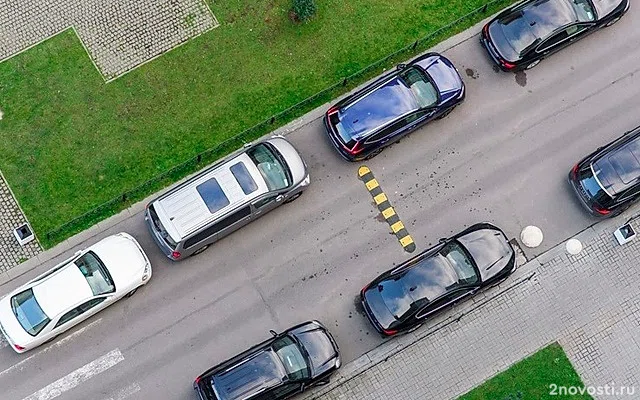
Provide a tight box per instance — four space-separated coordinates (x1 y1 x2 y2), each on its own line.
0 172 41 274
0 0 218 80
304 228 640 400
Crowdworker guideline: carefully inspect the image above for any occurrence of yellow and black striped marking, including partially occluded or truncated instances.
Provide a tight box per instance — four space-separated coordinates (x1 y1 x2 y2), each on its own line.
358 166 416 253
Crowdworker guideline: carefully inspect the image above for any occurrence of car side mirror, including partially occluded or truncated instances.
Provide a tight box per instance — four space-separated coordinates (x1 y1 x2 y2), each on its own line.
396 63 406 70
439 238 447 244
243 142 252 148
269 329 277 337
276 195 284 202
74 250 82 256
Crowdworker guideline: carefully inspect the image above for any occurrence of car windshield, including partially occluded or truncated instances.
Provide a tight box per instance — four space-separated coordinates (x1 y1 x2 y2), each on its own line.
569 0 595 22
75 252 115 295
400 67 438 108
11 289 50 336
379 242 479 319
441 241 480 285
272 336 310 381
248 144 291 191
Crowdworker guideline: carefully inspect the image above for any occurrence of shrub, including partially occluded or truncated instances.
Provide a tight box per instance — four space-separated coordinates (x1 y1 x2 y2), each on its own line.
292 0 317 22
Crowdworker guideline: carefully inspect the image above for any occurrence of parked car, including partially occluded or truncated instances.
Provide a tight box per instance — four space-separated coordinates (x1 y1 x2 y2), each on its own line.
323 52 465 161
481 0 630 71
361 223 515 336
0 233 151 353
568 126 640 216
145 136 310 260
194 321 340 400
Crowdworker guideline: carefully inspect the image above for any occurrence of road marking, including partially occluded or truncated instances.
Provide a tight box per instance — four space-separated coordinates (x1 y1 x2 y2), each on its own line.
21 348 124 400
99 382 141 400
358 165 416 252
0 318 102 378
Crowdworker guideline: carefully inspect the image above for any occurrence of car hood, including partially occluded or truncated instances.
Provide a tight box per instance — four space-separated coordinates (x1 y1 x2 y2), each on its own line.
290 325 338 377
267 137 308 185
592 0 626 17
0 294 34 350
421 55 463 95
90 233 148 287
456 229 514 282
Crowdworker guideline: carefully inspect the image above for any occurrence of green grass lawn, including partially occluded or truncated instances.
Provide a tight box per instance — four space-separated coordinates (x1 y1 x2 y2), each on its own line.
459 343 592 400
0 0 514 247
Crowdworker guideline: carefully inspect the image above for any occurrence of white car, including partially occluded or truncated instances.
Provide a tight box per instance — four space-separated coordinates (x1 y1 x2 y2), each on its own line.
0 233 152 353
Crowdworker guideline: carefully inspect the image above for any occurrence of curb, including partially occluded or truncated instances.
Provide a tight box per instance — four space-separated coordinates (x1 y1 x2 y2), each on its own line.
0 11 498 289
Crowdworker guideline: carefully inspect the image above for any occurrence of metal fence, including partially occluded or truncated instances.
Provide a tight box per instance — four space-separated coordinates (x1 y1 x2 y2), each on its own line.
43 0 510 245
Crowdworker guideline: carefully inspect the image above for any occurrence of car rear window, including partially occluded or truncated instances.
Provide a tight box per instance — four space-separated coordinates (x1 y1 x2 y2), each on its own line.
229 162 258 195
11 289 50 336
197 178 231 214
578 165 613 207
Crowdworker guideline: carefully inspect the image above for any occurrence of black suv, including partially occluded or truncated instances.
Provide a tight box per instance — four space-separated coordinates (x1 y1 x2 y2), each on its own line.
569 126 640 217
194 321 340 400
361 223 515 336
323 52 465 161
481 0 629 71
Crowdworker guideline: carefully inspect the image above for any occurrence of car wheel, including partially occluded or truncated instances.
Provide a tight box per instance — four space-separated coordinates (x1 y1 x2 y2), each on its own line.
525 60 540 70
125 287 139 298
605 16 621 27
363 148 383 160
437 105 456 120
284 192 302 204
192 244 209 256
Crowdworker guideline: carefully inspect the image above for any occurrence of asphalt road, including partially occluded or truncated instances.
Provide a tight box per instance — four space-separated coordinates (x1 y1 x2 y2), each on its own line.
1 9 639 400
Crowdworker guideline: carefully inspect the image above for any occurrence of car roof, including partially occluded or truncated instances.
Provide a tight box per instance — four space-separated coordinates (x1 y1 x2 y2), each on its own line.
592 136 640 196
31 263 93 318
338 74 419 139
377 252 459 318
212 349 286 400
495 0 577 54
153 151 270 240
521 0 577 38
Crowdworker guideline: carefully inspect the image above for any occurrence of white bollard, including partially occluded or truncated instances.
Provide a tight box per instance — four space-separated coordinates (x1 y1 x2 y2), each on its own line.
565 238 583 255
520 225 543 248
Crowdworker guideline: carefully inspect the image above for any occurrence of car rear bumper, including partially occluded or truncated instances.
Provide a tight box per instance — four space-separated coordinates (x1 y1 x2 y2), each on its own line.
479 31 519 72
144 207 177 260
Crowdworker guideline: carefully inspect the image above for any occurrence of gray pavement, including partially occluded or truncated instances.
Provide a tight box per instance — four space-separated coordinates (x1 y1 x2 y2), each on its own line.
0 171 41 273
301 218 640 400
0 0 218 80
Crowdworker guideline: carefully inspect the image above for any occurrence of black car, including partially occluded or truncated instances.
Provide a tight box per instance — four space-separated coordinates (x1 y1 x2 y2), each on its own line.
361 223 515 336
481 0 629 71
569 126 640 217
323 52 465 161
194 321 340 400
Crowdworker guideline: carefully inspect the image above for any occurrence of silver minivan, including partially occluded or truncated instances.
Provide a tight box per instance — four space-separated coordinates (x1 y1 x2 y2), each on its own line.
145 136 310 260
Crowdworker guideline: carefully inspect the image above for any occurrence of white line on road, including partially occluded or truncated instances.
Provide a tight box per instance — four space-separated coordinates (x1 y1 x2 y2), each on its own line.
0 318 103 378
21 348 124 400
99 382 141 400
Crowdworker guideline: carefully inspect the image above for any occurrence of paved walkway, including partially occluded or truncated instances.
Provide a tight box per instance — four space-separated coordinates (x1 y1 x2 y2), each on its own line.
0 172 41 274
0 0 218 80
302 219 640 400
